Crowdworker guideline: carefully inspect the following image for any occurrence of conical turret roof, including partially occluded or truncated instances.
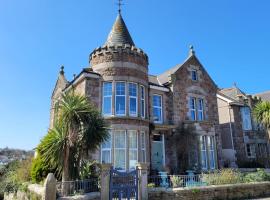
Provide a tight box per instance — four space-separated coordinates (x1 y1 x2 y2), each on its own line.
105 14 135 46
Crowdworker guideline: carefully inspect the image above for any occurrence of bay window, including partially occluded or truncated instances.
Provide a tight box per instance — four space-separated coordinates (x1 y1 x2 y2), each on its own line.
102 82 112 115
115 82 126 116
153 95 162 123
140 86 145 118
200 136 208 170
114 130 126 170
129 83 137 116
128 130 138 170
101 131 112 163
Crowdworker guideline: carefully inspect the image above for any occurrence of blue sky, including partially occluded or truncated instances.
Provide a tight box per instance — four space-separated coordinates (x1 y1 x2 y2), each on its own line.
0 0 269 150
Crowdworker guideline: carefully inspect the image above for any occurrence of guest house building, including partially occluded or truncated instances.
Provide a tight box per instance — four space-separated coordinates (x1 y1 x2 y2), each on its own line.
50 13 222 173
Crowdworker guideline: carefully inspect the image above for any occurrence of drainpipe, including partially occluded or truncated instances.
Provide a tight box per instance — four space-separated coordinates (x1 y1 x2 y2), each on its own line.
228 104 237 167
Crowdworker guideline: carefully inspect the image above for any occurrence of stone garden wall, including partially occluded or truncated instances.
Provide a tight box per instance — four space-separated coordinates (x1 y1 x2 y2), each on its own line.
149 182 270 200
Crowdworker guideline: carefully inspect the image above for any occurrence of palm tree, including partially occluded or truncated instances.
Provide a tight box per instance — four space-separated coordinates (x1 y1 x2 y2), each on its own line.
38 91 108 184
253 101 270 139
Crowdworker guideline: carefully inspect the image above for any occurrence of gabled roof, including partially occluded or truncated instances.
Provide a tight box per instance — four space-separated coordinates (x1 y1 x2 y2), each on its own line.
219 85 246 101
105 14 135 46
157 51 217 88
254 90 270 101
51 67 68 98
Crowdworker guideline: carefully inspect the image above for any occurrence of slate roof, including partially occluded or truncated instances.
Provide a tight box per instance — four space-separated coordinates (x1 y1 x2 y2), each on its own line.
105 14 135 46
255 90 270 101
148 75 160 85
219 86 246 101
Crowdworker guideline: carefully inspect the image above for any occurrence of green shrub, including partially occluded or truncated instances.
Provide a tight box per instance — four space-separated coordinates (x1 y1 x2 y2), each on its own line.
171 176 183 188
31 155 57 183
243 168 270 183
202 169 243 185
147 183 155 188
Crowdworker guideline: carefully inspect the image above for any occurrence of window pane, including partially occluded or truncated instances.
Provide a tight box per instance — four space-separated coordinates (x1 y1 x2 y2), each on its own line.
114 131 125 148
103 97 112 115
129 131 137 148
103 82 112 96
116 82 125 95
192 70 197 81
116 96 125 115
190 97 196 109
102 133 111 148
141 86 145 99
130 98 137 115
153 107 161 122
190 110 196 121
129 150 137 169
114 149 125 170
102 150 110 163
129 83 137 96
153 95 161 107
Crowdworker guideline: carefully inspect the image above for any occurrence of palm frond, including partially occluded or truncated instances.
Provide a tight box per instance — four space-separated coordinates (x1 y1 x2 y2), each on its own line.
253 101 270 128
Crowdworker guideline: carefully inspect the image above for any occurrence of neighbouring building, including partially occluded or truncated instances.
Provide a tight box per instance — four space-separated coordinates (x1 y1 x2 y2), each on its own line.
255 90 270 102
50 13 222 173
217 85 270 168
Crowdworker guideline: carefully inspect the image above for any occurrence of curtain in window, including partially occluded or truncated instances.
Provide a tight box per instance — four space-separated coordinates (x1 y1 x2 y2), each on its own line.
114 130 126 170
128 130 138 170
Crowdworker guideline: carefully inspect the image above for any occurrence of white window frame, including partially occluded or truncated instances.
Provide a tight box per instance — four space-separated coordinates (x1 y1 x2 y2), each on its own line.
128 130 138 170
152 94 163 123
128 82 138 117
101 130 112 164
102 82 113 116
246 143 256 158
190 97 197 121
141 131 146 162
197 98 204 121
140 85 145 119
208 136 216 169
200 135 208 170
115 82 126 116
114 130 127 170
191 70 198 81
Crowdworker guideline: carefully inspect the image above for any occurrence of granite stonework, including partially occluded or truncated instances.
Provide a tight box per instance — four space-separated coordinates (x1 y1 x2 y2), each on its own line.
50 13 224 172
148 182 270 200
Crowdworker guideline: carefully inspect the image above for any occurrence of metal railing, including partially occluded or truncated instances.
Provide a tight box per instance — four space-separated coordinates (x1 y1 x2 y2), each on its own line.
56 178 99 196
148 174 207 189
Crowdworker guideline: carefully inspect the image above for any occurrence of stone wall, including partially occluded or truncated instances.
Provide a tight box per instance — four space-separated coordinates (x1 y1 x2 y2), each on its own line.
149 182 270 200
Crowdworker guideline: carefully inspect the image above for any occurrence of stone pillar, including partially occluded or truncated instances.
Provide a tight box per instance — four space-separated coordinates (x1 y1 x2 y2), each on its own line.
101 163 112 200
43 173 56 200
137 162 149 200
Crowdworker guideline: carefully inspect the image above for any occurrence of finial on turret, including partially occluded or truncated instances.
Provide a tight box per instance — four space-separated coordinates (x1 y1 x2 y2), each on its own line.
189 45 195 56
233 82 237 87
60 65 64 75
73 74 76 80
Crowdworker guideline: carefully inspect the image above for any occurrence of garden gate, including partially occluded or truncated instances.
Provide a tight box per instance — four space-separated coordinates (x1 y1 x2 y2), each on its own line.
109 167 139 200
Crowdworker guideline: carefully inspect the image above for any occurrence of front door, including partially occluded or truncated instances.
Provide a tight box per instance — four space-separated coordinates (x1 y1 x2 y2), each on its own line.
151 134 164 171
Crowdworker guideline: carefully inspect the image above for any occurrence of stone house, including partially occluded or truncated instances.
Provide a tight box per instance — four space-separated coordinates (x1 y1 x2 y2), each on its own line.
50 13 222 173
217 85 270 168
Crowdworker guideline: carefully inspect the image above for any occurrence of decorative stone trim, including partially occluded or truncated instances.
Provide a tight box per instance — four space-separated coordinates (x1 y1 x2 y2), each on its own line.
90 44 148 67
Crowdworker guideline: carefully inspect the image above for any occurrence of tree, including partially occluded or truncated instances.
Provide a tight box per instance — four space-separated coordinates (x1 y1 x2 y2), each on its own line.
253 101 270 139
170 123 197 173
37 91 108 185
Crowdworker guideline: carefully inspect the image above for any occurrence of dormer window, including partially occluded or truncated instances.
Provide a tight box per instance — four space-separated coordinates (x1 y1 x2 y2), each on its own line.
191 70 198 81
